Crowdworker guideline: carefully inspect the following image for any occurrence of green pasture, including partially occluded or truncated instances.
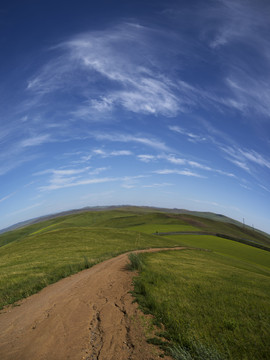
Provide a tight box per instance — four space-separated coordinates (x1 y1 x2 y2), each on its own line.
164 234 270 274
127 224 200 234
1 209 269 248
0 210 136 247
131 249 270 360
1 207 270 360
0 225 182 309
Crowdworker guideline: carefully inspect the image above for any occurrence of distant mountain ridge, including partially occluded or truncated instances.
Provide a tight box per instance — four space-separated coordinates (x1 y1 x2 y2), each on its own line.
1 205 269 239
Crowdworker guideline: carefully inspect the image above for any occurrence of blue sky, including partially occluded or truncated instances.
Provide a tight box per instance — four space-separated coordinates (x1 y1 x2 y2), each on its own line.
1 0 270 233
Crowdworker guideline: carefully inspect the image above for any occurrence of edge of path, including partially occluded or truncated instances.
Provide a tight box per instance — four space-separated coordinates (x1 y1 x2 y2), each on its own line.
0 246 189 360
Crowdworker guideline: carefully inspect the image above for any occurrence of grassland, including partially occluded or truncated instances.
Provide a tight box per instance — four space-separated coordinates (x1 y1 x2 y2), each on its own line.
0 207 269 360
126 216 270 359
0 211 186 309
131 249 270 360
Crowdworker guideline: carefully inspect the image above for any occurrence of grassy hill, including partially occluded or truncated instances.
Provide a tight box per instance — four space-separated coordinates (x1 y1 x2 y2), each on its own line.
1 206 269 249
131 248 269 360
0 206 269 359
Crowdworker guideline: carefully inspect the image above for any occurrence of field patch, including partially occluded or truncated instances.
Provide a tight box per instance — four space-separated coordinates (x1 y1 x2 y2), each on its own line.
127 224 200 234
0 226 183 309
165 234 270 274
131 250 270 360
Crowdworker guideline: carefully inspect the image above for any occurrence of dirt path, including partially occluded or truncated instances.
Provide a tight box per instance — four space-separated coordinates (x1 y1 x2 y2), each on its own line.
0 247 186 360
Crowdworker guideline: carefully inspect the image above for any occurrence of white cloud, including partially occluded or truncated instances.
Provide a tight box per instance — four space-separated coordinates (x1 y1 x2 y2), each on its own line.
93 149 132 157
8 202 44 216
34 167 91 176
225 75 270 117
80 154 92 162
165 155 186 165
40 177 117 191
206 0 270 50
94 132 170 152
0 154 39 176
220 145 270 173
142 183 173 188
240 184 251 191
120 174 149 189
0 192 15 203
24 17 270 129
137 154 156 163
190 198 241 213
259 184 270 193
20 134 51 148
111 150 132 156
154 169 206 178
169 125 207 143
36 166 109 190
37 165 146 191
89 167 108 175
239 149 270 169
140 152 236 178
27 24 181 118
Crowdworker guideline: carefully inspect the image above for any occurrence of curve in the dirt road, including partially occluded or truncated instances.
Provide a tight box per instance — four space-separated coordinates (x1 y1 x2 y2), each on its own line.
0 247 186 360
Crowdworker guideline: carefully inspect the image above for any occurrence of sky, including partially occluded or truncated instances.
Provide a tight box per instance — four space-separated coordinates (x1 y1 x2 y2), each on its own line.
0 0 270 234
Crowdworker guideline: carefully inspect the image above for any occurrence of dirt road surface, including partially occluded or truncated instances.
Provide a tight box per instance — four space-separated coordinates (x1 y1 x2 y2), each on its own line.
0 247 185 360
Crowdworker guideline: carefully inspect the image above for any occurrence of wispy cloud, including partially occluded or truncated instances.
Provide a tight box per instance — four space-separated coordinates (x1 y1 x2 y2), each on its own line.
200 0 270 118
0 154 39 176
259 184 270 194
0 192 15 203
239 149 270 169
169 125 207 143
36 166 110 191
137 154 156 163
225 74 270 117
26 24 182 118
121 174 149 189
36 165 147 191
7 202 44 217
40 177 116 191
142 182 173 188
34 167 91 176
89 167 109 175
20 134 51 147
94 132 170 151
220 145 270 173
154 169 206 178
190 198 241 213
93 149 132 157
25 22 251 122
138 152 236 178
205 0 270 51
240 184 252 191
23 14 270 141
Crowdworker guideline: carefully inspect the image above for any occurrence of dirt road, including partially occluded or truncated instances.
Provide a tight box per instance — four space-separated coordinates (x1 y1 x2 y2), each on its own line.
0 247 185 360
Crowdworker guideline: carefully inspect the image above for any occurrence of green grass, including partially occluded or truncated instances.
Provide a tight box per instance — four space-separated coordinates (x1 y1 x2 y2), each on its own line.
1 205 270 360
0 210 140 247
1 209 269 248
0 225 182 309
180 214 270 247
126 252 145 271
131 249 270 360
127 224 200 234
165 234 270 274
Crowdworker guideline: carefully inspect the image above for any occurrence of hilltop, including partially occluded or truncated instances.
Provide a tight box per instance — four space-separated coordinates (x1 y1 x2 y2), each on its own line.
0 205 269 250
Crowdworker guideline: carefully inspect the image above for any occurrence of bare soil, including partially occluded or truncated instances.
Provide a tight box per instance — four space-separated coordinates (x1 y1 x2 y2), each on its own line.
0 247 185 360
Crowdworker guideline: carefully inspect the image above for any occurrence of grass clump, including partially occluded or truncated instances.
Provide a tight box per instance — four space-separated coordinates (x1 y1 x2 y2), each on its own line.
126 252 144 271
131 249 270 360
170 341 224 360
